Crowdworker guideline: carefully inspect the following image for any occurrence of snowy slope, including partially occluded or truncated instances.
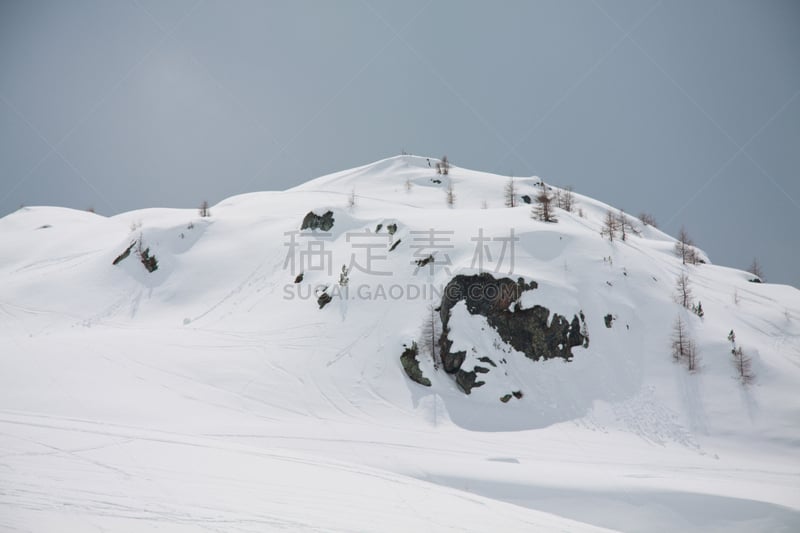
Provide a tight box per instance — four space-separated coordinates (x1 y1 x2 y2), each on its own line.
1 155 799 532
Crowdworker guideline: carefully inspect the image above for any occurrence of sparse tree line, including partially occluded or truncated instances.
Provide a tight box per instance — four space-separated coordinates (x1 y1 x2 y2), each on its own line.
670 269 756 384
600 210 640 241
671 315 699 372
671 272 701 372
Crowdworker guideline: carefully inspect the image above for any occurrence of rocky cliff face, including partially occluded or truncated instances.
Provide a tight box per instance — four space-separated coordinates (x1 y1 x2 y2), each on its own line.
438 273 588 393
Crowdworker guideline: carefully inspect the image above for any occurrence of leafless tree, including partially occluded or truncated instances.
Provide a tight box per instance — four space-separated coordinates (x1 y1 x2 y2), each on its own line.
347 188 356 209
747 258 765 281
436 155 450 175
199 200 210 217
674 226 698 265
617 210 639 241
504 177 517 208
686 248 700 265
532 190 557 222
638 212 657 227
420 304 442 369
687 336 699 372
671 315 699 371
601 211 618 241
675 272 693 309
445 179 456 208
732 346 754 385
556 186 574 212
671 315 689 362
405 177 413 192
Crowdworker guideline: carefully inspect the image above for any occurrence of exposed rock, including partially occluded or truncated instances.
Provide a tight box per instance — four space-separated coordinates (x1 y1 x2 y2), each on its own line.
400 342 431 387
456 369 483 394
416 254 434 267
512 390 523 399
500 394 512 403
477 356 497 367
604 314 614 328
387 223 398 235
438 273 588 388
375 223 383 233
294 272 304 283
317 292 332 309
521 194 532 204
389 239 401 252
112 242 135 265
301 210 335 231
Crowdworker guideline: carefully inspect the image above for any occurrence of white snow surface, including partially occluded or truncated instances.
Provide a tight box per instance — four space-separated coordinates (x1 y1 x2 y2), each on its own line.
1 155 799 532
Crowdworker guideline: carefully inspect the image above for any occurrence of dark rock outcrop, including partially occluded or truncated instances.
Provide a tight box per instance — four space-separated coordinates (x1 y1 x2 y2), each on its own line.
438 273 588 393
317 292 332 309
301 210 335 231
477 356 496 367
416 254 434 267
112 242 135 265
400 342 431 387
456 369 484 394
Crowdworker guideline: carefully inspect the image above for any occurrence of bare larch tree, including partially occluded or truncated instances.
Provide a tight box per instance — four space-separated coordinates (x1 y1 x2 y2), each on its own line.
747 258 765 281
445 179 456 208
532 190 557 222
601 211 618 241
675 272 693 309
504 177 517 208
420 304 442 369
671 315 699 371
436 155 450 175
638 212 657 227
674 226 699 265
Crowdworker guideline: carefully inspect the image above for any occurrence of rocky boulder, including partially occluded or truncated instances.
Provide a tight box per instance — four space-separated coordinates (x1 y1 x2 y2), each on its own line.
400 342 431 387
301 210 335 231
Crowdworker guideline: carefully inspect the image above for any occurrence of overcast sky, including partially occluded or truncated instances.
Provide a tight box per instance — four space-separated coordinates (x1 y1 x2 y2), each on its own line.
1 0 798 287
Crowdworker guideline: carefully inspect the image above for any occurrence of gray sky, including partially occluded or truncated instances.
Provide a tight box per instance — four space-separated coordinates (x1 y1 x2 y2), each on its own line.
1 0 798 287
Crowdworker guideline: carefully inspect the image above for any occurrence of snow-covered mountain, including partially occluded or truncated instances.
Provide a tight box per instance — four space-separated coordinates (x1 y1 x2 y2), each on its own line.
1 155 798 532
